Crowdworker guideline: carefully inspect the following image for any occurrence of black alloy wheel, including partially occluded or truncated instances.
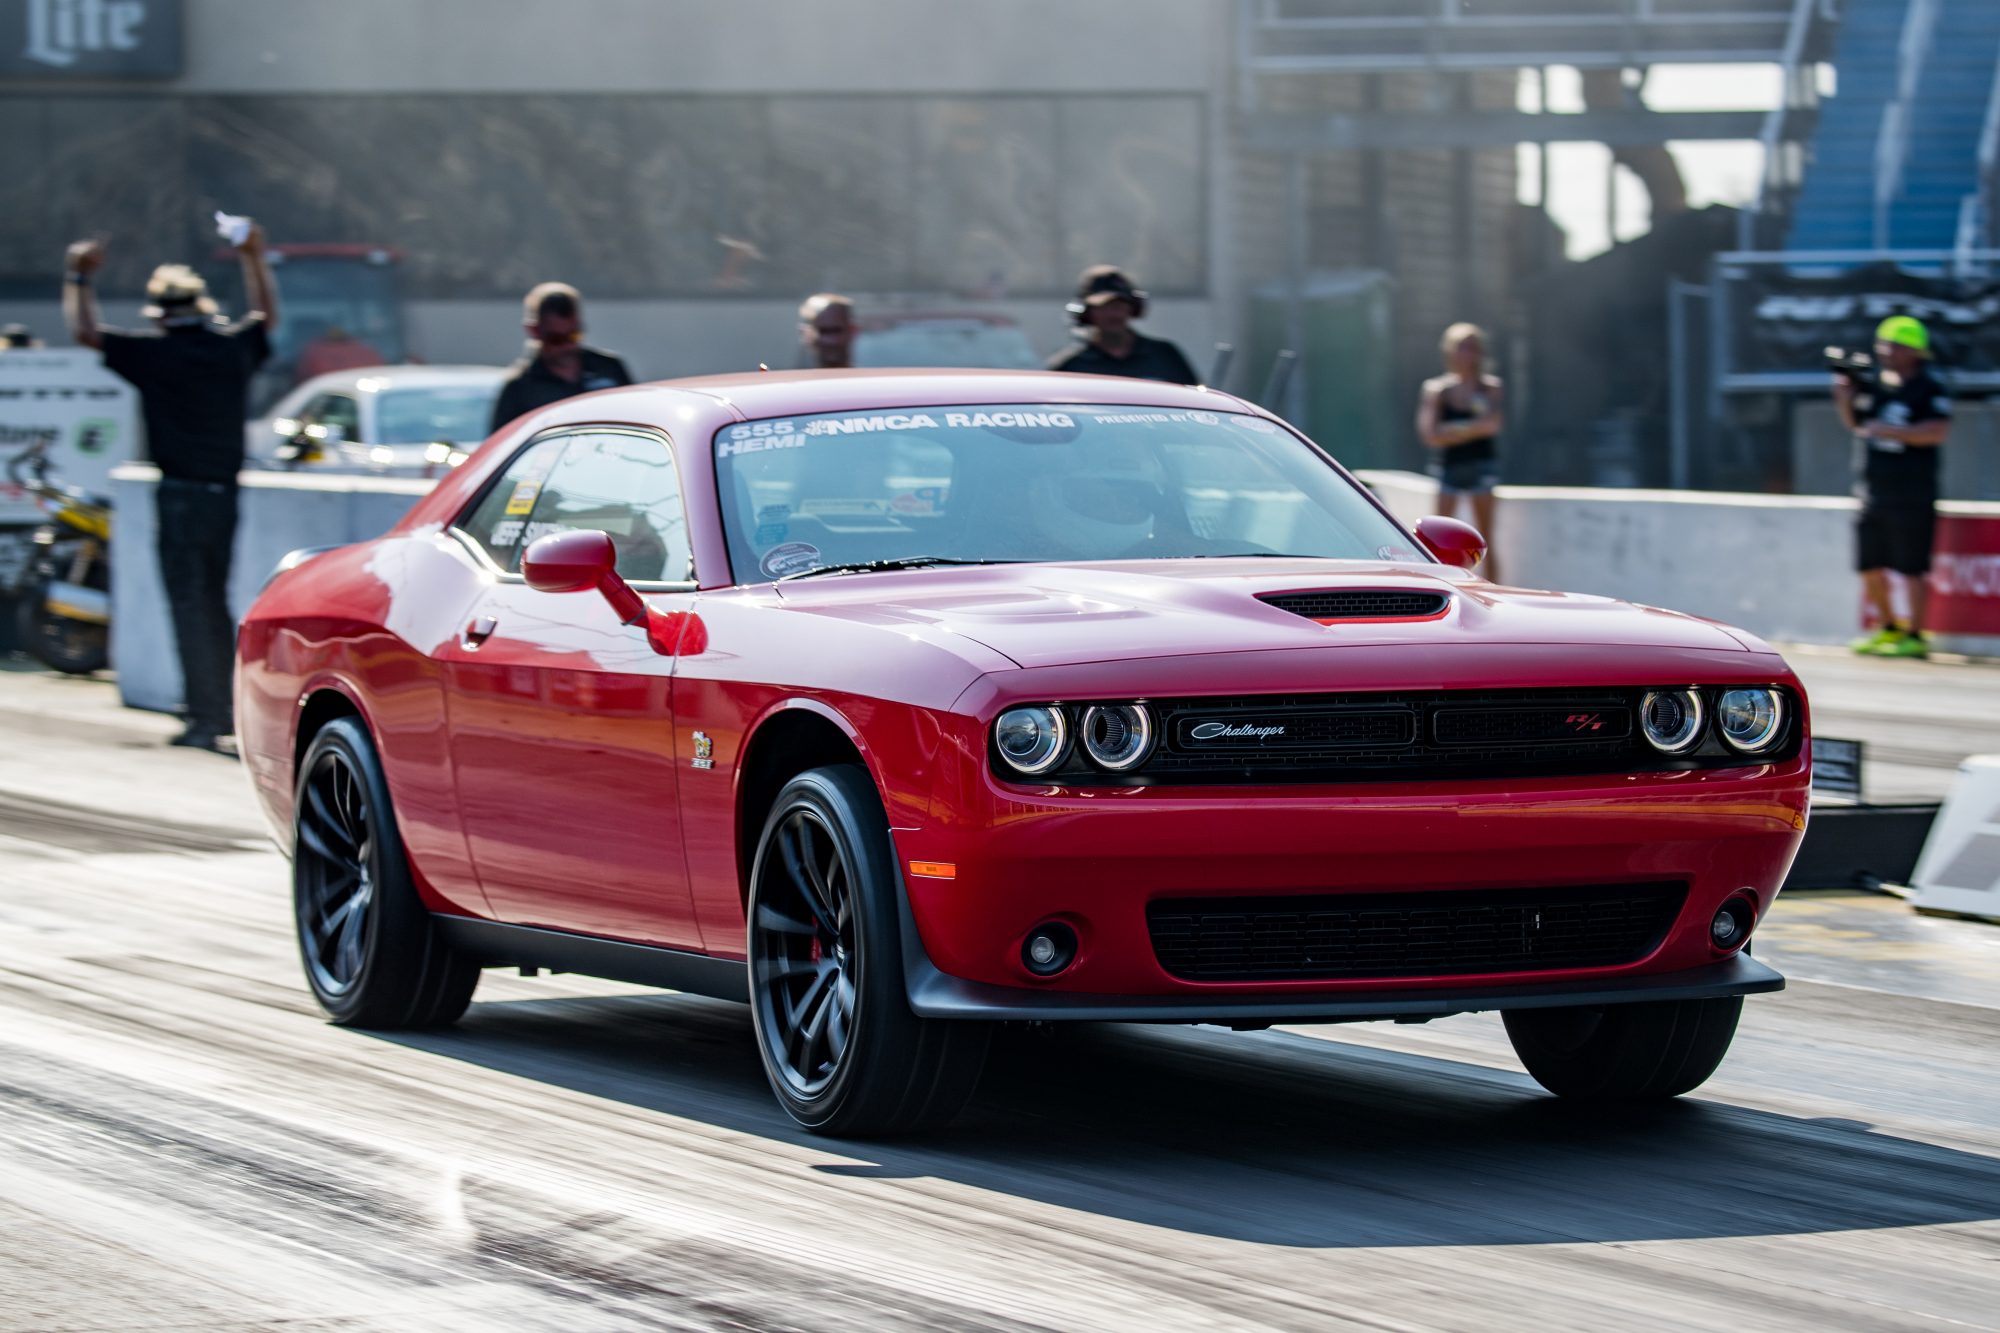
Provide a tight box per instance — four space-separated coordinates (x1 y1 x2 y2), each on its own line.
296 742 377 999
747 766 989 1136
292 717 478 1028
753 805 859 1098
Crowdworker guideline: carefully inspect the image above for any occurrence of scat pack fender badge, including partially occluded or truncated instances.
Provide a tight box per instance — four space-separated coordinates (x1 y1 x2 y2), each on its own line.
691 731 715 771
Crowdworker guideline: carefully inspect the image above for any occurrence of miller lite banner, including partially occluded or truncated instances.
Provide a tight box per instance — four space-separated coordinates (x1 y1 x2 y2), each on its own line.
2 0 181 79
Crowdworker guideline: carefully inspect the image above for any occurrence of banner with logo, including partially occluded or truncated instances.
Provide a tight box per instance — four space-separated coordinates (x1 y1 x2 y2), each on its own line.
0 0 182 79
1727 261 2000 378
1931 509 2000 641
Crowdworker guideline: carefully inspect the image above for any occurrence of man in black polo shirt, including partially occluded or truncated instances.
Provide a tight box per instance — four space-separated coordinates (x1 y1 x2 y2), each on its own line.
490 283 632 433
64 226 277 751
1833 314 1952 658
1047 265 1198 385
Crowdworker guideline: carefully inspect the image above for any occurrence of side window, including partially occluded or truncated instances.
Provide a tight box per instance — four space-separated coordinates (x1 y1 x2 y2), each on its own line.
308 393 361 442
523 433 694 584
455 435 570 572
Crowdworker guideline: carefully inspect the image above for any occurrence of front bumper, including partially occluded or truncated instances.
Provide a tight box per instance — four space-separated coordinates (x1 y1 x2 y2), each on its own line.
904 949 1783 1022
895 752 1810 1003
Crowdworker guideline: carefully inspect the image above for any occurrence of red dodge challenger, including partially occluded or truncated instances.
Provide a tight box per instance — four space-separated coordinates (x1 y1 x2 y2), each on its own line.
237 370 1809 1135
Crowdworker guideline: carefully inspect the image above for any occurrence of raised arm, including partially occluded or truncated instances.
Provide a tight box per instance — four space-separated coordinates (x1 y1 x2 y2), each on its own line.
238 223 279 329
63 239 106 350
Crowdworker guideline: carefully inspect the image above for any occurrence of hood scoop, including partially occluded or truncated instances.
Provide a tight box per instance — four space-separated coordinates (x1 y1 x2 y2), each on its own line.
1259 589 1450 624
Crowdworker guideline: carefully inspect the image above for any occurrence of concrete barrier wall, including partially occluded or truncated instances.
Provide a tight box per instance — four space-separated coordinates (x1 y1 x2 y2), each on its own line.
1357 470 2000 657
110 464 1999 717
111 466 432 714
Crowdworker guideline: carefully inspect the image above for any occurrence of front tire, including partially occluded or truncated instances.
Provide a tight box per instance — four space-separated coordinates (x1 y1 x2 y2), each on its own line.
293 716 478 1028
1503 995 1743 1100
747 765 988 1136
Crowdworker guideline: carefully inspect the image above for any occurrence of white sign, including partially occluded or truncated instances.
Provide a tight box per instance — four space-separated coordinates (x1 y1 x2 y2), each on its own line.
0 349 141 525
1910 754 2000 924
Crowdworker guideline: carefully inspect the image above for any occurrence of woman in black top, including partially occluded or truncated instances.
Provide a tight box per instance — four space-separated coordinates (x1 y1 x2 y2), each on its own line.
1415 322 1504 581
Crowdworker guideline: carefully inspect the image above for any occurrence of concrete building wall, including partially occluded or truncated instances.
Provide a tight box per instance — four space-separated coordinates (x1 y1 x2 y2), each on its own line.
19 0 1218 95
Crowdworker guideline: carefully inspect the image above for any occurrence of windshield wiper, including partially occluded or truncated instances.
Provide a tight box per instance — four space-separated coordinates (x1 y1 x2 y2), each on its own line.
779 556 1024 582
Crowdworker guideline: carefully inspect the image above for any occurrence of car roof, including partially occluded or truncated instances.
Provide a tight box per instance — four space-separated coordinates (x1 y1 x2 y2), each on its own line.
293 365 507 397
624 368 1257 420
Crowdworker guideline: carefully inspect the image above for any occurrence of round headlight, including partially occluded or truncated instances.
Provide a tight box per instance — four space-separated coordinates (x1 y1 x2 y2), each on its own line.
1717 688 1784 753
994 705 1069 776
1640 688 1705 754
1080 703 1153 771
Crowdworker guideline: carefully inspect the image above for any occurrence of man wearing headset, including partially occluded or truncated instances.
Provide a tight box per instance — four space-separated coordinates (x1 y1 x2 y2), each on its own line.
1834 314 1952 658
1047 265 1198 385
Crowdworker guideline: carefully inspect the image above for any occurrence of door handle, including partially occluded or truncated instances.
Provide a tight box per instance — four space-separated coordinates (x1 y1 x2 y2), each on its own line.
461 615 497 649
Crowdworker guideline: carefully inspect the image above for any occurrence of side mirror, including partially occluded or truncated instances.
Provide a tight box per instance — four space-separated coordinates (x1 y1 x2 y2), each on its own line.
523 529 645 623
1414 515 1487 570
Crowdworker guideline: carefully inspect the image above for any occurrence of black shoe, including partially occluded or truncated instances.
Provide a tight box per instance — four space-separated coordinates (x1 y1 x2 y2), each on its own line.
169 725 233 754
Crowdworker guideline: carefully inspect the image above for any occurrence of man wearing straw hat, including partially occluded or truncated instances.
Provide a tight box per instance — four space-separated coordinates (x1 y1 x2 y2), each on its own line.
63 222 280 750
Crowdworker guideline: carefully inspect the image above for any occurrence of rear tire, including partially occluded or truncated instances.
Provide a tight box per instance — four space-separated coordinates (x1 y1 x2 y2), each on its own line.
747 765 989 1136
293 716 478 1028
1503 995 1743 1100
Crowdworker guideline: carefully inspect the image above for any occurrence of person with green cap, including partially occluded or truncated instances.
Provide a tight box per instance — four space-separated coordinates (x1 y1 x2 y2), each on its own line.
1832 314 1951 657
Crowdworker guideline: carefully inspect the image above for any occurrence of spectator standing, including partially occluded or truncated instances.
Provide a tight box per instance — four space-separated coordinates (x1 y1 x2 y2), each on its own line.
800 293 856 369
490 283 632 433
63 224 279 751
1047 265 1197 385
1835 315 1951 658
1416 322 1505 582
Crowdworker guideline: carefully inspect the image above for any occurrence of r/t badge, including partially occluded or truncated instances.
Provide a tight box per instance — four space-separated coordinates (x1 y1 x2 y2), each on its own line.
691 731 715 771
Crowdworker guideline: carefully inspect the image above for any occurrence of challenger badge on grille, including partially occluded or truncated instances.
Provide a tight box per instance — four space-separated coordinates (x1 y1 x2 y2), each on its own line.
1172 709 1414 750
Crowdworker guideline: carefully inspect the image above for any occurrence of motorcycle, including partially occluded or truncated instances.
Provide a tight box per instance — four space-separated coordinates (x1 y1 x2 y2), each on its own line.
6 439 111 674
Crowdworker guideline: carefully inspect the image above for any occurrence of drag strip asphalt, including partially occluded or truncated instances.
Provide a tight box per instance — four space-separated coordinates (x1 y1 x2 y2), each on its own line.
1 665 1997 1331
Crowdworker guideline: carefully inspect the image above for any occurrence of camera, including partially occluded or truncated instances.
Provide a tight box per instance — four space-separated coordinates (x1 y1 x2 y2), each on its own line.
1824 345 1878 391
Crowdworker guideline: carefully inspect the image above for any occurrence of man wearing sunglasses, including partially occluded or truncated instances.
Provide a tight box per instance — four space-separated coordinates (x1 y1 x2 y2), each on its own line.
490 282 632 433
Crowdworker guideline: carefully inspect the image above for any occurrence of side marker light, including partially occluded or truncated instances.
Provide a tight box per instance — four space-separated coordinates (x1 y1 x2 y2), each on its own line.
908 861 956 880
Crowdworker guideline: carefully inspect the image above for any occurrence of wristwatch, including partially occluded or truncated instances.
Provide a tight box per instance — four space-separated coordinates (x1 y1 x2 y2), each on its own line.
64 271 90 285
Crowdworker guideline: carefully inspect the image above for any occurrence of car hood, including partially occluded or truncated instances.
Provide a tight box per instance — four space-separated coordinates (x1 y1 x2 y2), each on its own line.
767 558 1752 669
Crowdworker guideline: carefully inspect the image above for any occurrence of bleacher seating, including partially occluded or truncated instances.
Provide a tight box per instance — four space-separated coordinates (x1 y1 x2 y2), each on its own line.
1787 0 2000 250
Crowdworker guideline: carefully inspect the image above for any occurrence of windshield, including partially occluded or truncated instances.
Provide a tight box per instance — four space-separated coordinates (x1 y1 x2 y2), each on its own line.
375 386 499 444
713 403 1419 582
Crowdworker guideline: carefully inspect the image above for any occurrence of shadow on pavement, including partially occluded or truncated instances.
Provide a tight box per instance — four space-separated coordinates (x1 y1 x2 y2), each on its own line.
376 991 2000 1249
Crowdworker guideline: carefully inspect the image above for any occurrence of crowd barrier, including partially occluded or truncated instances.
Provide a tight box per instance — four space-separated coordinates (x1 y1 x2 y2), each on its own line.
109 465 431 714
1356 470 2000 658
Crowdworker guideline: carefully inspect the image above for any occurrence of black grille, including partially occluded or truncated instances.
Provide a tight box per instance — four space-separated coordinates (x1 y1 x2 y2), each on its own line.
1261 590 1449 621
1144 688 1638 781
1433 705 1633 747
1148 883 1687 981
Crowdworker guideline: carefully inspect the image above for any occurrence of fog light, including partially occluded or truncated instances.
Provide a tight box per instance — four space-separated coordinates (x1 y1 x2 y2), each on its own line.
1710 897 1755 952
1021 922 1078 977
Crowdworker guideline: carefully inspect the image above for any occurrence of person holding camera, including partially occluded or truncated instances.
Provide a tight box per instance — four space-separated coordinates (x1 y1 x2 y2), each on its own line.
1833 315 1951 658
1047 265 1197 385
64 223 279 751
